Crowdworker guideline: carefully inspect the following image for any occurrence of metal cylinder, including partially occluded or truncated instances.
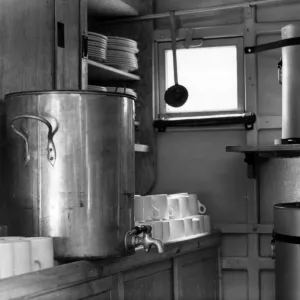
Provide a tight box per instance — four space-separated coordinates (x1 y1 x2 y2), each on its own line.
6 91 135 259
274 203 300 300
282 24 300 139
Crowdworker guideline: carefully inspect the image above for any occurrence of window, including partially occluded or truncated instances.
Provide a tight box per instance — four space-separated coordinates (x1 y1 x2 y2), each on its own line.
156 38 244 118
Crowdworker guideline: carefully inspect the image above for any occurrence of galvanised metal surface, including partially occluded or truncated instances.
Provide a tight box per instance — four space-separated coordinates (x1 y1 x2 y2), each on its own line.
259 157 300 224
274 203 300 300
274 203 300 236
6 91 135 259
282 24 300 139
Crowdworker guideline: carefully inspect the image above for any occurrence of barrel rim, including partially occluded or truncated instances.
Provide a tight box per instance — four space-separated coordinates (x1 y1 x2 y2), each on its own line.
4 90 136 100
274 202 300 210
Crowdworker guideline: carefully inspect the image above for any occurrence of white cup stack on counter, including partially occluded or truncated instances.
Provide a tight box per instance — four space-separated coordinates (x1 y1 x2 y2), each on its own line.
0 236 54 279
134 193 211 243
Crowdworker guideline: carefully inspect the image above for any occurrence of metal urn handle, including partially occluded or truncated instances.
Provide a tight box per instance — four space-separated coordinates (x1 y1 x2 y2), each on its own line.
10 114 57 166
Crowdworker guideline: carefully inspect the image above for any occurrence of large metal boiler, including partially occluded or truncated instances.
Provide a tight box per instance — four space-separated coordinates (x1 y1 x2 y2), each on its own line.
274 203 300 300
6 91 136 259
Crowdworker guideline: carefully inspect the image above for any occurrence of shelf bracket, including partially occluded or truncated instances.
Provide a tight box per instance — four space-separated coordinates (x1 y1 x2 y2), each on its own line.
244 153 256 179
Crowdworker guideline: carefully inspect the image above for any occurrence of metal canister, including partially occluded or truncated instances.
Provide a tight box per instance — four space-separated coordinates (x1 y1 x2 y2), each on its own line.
6 91 135 259
281 24 300 139
274 202 300 300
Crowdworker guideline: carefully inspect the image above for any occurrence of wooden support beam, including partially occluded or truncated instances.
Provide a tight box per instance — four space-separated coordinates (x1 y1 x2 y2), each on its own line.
215 223 273 234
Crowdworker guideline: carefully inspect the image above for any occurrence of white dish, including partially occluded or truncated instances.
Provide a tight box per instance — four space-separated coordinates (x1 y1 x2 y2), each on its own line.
108 45 139 54
88 31 108 40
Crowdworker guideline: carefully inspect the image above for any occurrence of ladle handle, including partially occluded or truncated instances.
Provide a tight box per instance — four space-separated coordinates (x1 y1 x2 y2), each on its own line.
169 12 178 85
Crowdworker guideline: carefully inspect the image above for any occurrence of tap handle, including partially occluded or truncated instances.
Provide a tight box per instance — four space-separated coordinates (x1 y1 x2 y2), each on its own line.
130 225 152 235
142 225 152 234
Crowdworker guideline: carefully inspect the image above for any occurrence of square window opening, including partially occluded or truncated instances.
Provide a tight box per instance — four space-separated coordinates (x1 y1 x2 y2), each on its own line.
156 38 244 118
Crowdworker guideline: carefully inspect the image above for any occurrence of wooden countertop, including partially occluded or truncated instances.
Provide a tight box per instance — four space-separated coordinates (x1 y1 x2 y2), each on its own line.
0 232 221 299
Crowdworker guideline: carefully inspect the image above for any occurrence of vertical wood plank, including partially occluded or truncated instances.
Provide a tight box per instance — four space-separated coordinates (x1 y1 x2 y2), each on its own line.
55 0 80 89
173 257 181 300
111 273 124 300
244 6 260 300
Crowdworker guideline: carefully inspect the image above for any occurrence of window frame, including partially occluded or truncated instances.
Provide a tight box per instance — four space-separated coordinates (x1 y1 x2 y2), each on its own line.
155 37 245 119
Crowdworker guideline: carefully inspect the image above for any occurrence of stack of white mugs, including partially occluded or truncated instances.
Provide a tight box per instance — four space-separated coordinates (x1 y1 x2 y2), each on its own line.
134 193 211 243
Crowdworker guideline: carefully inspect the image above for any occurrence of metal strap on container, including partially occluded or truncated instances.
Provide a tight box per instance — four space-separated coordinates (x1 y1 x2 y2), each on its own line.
274 232 300 244
245 37 300 54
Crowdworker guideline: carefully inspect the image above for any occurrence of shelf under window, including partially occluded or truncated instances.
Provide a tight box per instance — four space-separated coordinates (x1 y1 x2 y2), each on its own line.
153 113 256 132
88 59 140 82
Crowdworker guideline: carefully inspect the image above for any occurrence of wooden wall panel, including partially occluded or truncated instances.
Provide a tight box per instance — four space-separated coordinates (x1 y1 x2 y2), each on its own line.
259 234 272 258
258 129 281 146
154 0 243 28
257 1 300 22
257 34 282 117
124 270 173 300
222 271 248 300
153 129 247 226
260 271 275 300
221 235 248 257
55 0 81 89
0 0 54 99
174 248 219 300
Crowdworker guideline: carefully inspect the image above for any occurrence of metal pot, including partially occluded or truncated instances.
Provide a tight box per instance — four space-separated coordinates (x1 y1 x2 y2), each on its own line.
6 91 135 259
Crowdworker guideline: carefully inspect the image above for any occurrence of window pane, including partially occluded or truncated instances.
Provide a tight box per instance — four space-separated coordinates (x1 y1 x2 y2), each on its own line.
165 45 238 113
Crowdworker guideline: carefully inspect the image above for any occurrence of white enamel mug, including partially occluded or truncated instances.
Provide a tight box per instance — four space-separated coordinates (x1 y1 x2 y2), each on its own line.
134 196 159 222
11 239 32 275
0 241 14 279
192 218 201 235
169 219 185 241
188 194 206 215
190 215 205 234
167 196 181 219
151 194 169 220
26 237 54 271
162 221 171 243
184 218 193 236
151 221 163 241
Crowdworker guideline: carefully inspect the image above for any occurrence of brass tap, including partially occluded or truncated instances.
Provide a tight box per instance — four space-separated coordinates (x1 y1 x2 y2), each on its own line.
125 225 164 254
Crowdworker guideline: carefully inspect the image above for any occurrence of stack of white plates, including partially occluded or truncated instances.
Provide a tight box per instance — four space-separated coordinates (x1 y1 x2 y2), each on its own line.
105 36 139 72
88 32 108 63
107 36 139 54
87 85 107 92
106 87 137 99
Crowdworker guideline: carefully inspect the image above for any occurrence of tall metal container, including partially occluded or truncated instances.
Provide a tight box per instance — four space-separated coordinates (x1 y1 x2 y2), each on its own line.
274 203 300 300
282 24 300 139
6 91 135 259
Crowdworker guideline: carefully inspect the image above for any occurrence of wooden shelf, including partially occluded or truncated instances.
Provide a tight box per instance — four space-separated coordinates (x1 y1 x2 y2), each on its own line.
135 144 149 152
226 144 300 157
88 0 140 17
88 59 140 82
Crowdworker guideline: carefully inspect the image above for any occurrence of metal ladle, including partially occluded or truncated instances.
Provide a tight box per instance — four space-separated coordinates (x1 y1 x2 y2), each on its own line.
164 12 189 108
